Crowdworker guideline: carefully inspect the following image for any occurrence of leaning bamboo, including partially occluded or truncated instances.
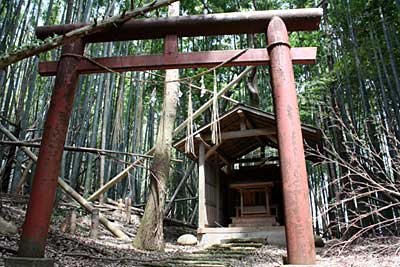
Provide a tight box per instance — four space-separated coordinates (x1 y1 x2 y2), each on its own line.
173 66 254 134
0 123 129 240
0 0 179 69
164 161 195 216
0 141 183 163
87 66 254 201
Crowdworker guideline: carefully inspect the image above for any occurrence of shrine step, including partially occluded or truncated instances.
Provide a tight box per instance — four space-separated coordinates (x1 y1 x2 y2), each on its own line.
209 241 262 252
174 253 245 260
143 238 264 267
216 242 263 248
144 250 252 267
220 237 267 244
230 215 276 227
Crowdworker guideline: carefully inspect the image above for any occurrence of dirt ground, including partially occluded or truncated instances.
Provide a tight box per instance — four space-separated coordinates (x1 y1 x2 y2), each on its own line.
237 239 400 267
1 195 400 267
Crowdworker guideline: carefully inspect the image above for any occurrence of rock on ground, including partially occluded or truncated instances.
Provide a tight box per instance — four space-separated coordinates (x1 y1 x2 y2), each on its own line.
177 234 197 245
0 216 17 234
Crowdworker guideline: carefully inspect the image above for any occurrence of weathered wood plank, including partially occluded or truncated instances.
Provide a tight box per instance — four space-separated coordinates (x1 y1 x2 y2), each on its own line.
202 128 276 141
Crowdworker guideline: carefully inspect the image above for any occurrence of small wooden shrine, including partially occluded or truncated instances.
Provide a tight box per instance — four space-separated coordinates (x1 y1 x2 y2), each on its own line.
175 104 322 245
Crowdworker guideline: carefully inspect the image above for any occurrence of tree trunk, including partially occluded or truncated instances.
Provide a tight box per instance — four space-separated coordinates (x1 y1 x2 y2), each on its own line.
245 30 260 108
133 1 180 251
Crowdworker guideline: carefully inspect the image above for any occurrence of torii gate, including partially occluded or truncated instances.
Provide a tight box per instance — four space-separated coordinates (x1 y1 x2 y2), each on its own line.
16 8 322 266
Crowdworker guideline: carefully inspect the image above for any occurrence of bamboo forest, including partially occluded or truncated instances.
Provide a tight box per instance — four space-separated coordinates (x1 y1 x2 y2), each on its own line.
0 0 399 266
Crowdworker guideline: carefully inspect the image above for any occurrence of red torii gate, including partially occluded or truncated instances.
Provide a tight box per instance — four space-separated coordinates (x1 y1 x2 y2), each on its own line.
17 8 322 266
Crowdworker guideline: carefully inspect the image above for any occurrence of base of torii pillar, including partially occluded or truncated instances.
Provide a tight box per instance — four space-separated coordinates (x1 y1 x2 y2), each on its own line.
4 257 55 267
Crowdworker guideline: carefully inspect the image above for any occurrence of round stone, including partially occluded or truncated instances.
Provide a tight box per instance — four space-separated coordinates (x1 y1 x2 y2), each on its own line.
177 234 198 245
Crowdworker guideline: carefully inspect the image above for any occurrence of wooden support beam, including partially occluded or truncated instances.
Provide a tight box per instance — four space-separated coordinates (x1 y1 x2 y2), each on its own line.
38 48 317 76
195 134 211 149
238 110 247 131
217 151 232 166
36 8 322 42
216 170 220 223
202 128 276 141
268 136 279 145
234 156 279 163
205 142 223 160
198 143 206 228
266 187 271 216
240 190 244 217
239 110 266 148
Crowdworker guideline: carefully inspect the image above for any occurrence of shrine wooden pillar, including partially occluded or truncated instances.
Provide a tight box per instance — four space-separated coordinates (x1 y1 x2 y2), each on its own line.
198 142 206 229
18 39 85 258
267 16 316 264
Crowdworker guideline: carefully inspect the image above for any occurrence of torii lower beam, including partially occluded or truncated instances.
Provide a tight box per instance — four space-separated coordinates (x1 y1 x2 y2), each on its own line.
38 48 316 76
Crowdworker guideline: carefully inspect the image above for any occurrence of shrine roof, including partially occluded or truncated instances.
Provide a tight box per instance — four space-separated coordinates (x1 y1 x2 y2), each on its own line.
174 104 323 165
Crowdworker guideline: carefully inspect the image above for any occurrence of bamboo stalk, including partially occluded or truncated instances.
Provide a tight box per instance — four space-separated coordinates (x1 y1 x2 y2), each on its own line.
90 208 99 239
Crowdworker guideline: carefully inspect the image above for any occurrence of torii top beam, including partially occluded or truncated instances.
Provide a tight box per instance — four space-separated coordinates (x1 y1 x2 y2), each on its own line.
36 8 322 43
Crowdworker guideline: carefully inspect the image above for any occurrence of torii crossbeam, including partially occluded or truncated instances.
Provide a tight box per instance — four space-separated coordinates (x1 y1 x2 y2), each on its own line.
17 7 322 266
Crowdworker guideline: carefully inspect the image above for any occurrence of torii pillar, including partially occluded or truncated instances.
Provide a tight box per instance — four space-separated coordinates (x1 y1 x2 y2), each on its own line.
16 39 84 262
267 16 316 265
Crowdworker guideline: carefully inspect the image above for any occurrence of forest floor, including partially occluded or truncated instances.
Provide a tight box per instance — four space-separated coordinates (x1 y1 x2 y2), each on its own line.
1 194 400 267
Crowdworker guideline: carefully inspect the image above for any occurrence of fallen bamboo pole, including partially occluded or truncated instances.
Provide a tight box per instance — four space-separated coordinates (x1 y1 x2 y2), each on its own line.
0 0 179 69
87 66 254 202
173 66 254 135
0 140 182 162
0 123 129 240
135 196 198 208
105 199 196 229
